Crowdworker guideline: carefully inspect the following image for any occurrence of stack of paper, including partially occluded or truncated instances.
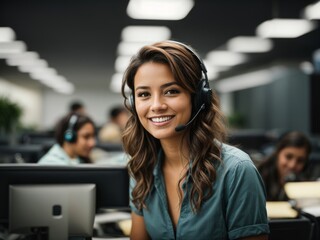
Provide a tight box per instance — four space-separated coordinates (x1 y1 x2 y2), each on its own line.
266 201 299 219
284 181 320 217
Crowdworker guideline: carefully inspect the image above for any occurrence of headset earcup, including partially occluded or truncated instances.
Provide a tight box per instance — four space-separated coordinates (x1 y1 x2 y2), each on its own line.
194 79 212 110
64 114 78 143
129 94 135 110
64 129 76 142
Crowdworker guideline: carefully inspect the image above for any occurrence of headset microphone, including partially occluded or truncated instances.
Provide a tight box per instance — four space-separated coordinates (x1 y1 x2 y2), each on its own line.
175 104 205 132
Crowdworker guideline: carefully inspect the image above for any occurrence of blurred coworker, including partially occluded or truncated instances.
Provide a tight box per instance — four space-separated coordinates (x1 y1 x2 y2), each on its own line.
98 105 129 143
69 100 86 115
258 131 311 201
38 113 96 165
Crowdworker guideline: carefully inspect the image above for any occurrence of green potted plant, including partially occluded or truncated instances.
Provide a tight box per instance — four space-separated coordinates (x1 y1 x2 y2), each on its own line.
227 112 246 129
0 96 23 144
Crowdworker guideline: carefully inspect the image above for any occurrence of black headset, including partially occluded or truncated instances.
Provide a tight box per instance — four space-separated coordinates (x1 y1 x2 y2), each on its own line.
64 114 78 143
128 40 212 114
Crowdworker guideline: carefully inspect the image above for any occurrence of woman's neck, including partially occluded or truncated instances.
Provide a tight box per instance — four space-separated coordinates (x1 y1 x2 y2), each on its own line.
161 138 189 169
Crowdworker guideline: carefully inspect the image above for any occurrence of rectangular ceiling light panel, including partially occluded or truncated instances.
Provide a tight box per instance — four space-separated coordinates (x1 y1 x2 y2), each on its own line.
127 0 194 20
256 18 317 38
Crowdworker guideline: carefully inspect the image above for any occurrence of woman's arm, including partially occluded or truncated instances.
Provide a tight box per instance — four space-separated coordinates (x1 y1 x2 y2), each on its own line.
130 212 150 240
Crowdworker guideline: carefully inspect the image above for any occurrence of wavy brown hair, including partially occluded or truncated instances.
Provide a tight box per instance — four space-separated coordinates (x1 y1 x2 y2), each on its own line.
121 41 227 212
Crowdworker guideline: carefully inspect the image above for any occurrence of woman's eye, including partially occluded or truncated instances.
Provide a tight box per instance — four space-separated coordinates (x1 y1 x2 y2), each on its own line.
137 92 149 98
165 89 180 95
285 154 294 160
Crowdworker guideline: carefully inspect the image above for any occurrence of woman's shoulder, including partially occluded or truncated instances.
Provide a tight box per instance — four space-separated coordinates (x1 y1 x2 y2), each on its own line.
221 143 251 162
219 143 257 172
38 144 70 165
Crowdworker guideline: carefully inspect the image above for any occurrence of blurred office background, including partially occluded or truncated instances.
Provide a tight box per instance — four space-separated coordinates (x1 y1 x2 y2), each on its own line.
1 0 320 238
0 0 319 157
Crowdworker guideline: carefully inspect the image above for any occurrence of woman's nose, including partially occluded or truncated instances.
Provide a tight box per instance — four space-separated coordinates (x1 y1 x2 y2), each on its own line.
287 159 299 171
150 96 167 112
89 137 96 147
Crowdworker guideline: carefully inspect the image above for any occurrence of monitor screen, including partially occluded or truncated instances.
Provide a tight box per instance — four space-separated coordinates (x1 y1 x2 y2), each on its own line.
0 164 129 238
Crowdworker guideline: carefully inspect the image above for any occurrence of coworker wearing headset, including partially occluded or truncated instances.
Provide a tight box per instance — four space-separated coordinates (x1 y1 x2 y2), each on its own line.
38 113 96 165
121 41 269 240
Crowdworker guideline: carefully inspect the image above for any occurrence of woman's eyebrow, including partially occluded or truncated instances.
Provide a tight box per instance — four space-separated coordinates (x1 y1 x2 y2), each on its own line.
161 82 180 89
135 82 179 92
135 86 149 91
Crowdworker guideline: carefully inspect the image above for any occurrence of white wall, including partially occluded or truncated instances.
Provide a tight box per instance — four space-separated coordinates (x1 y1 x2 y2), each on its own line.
0 77 42 129
0 77 124 131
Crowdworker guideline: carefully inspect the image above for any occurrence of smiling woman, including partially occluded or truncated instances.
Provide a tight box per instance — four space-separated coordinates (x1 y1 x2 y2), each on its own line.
121 40 270 240
257 131 312 201
134 62 192 140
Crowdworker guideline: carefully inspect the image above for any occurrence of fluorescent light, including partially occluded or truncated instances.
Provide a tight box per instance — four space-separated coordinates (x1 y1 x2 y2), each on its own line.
52 79 74 95
207 70 219 81
54 85 74 94
121 26 171 42
115 56 133 72
227 36 273 53
202 61 219 80
6 51 39 66
215 68 285 93
0 41 26 58
30 68 57 81
0 27 16 42
110 73 123 93
303 2 320 20
127 0 194 20
206 51 247 67
204 61 232 73
36 75 74 94
17 59 48 73
256 18 316 38
117 41 151 56
109 73 131 93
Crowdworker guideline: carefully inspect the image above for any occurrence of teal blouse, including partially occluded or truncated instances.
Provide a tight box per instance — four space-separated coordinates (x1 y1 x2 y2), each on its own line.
130 143 270 240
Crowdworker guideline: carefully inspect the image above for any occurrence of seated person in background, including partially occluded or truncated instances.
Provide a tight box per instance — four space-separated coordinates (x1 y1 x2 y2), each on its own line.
69 100 86 115
257 131 311 201
38 113 96 165
98 105 129 143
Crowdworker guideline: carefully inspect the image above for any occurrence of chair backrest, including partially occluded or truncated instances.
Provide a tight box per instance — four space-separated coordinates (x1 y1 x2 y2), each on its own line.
268 217 314 240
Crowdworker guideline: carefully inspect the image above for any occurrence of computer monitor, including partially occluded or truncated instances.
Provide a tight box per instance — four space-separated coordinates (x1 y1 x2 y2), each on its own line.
10 184 95 240
0 164 129 239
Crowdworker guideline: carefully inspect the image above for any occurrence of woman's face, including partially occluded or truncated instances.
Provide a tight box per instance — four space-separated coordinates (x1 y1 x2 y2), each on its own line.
73 122 96 158
133 62 192 141
276 146 308 180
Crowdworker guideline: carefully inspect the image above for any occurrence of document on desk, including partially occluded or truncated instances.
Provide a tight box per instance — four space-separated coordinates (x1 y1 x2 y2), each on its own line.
284 181 320 217
284 182 320 199
266 201 299 219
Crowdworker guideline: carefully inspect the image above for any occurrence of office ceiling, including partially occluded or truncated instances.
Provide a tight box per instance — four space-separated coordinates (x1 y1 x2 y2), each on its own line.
0 0 319 91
